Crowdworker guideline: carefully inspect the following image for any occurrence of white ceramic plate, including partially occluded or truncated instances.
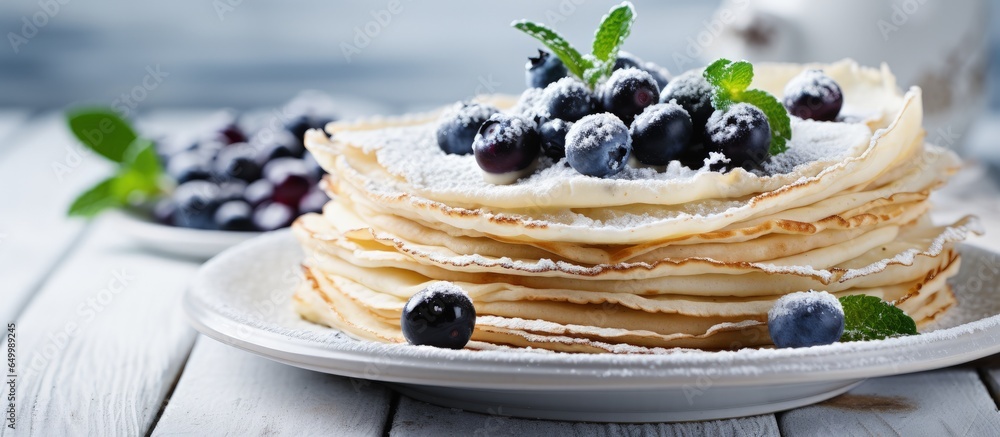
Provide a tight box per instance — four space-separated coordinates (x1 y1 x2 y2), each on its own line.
185 230 1000 422
109 210 261 259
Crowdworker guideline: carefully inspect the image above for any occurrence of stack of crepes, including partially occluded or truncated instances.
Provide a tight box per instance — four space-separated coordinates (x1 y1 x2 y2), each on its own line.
292 60 981 353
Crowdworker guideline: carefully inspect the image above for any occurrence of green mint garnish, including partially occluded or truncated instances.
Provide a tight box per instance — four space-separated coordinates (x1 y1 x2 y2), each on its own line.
67 110 165 217
703 58 792 155
513 2 636 88
838 294 918 342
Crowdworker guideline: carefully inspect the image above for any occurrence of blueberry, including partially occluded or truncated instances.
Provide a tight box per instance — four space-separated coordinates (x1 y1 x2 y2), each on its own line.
768 291 845 348
214 200 255 231
214 143 262 182
783 69 843 122
472 114 540 182
253 130 305 164
630 103 693 166
705 103 771 171
172 180 222 230
614 52 670 89
298 187 329 214
525 49 569 89
218 180 248 203
599 68 659 125
252 201 296 231
539 119 572 160
218 122 247 145
244 179 274 207
660 70 715 142
565 113 632 177
436 102 499 155
152 198 175 226
539 78 593 122
302 153 326 181
401 282 476 349
263 157 313 207
166 151 212 184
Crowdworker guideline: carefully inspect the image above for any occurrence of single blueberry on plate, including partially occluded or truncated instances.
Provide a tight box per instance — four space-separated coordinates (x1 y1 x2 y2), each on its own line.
783 69 843 122
768 290 845 348
538 119 572 160
705 103 771 171
436 102 500 155
525 49 569 89
214 200 255 231
172 180 222 230
630 103 693 166
599 68 660 125
539 77 593 122
473 114 541 184
565 113 632 177
660 70 715 142
401 282 476 349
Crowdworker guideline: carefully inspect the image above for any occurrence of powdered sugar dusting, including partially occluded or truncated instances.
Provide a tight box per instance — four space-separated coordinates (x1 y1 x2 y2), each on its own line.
768 290 843 321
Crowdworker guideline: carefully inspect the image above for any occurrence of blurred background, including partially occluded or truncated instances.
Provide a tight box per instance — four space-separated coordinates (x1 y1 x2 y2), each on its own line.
0 0 998 152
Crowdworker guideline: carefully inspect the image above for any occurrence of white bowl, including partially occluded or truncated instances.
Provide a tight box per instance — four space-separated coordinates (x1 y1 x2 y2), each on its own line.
109 210 262 259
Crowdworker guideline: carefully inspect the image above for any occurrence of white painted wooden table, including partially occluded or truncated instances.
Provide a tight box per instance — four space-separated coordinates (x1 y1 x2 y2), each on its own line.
3 110 1000 437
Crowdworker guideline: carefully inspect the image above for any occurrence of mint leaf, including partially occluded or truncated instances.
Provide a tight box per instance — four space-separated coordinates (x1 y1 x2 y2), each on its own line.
68 177 120 217
112 138 164 204
123 138 163 180
839 295 917 342
67 108 138 163
512 20 589 79
592 2 635 64
703 58 792 155
739 90 791 155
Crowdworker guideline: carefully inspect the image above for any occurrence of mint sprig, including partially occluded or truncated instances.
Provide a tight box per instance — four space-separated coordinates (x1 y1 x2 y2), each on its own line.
839 295 917 342
512 2 637 88
703 58 792 155
67 110 165 217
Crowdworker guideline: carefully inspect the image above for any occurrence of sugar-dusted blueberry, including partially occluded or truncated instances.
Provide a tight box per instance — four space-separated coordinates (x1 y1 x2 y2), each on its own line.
768 290 845 348
172 180 222 230
630 103 693 166
436 102 499 155
166 150 212 184
263 157 313 207
472 114 540 184
538 119 572 160
525 49 569 89
243 179 274 207
538 77 593 122
705 103 771 171
298 187 330 214
214 143 261 182
599 68 659 125
660 69 714 141
783 69 843 122
614 51 670 89
214 200 255 231
401 282 476 349
253 130 305 164
252 201 296 231
565 113 632 177
217 180 248 203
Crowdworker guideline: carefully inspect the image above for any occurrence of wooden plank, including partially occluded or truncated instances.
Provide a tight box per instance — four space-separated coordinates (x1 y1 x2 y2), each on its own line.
2 215 199 436
0 113 111 325
389 396 780 436
779 369 1000 436
0 111 220 436
151 337 393 437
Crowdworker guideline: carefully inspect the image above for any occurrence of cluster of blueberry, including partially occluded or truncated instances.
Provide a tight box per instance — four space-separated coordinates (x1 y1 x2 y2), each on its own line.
437 50 845 183
153 111 333 232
